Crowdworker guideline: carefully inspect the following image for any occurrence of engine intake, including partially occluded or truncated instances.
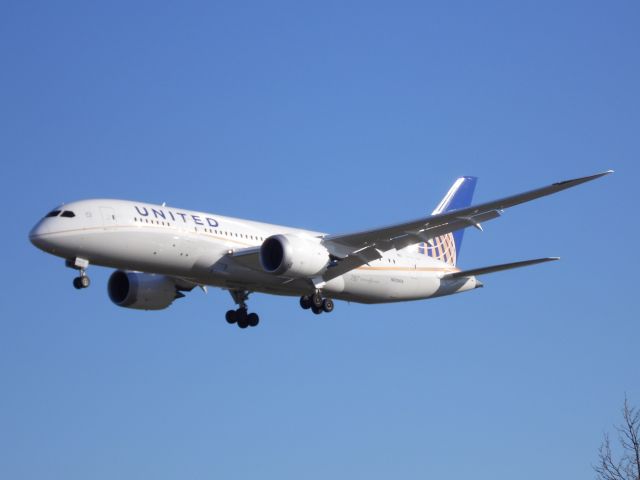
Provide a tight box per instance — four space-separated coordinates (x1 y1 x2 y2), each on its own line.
108 270 181 310
260 234 330 278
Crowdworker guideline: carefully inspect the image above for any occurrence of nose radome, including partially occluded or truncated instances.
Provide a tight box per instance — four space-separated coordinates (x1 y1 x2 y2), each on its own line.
29 221 50 248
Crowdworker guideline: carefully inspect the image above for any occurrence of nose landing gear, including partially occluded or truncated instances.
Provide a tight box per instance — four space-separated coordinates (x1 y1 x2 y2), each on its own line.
67 258 90 289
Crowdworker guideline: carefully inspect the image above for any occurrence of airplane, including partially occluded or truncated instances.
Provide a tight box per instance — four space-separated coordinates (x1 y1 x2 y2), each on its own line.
29 170 612 328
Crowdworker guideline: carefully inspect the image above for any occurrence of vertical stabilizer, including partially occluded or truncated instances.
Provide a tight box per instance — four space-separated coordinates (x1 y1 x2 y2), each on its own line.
417 176 477 266
432 176 477 256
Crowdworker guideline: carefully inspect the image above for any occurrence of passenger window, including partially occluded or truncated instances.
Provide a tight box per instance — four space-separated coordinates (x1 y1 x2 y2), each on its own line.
60 211 75 218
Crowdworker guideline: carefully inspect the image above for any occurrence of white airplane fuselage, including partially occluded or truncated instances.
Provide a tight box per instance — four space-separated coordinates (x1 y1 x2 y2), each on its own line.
30 199 478 304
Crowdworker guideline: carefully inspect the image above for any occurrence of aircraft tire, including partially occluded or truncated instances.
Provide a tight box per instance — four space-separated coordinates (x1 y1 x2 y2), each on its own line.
247 313 259 327
73 276 90 289
225 310 237 324
300 296 312 310
322 298 334 313
311 292 323 308
237 319 249 328
311 305 323 315
236 308 249 328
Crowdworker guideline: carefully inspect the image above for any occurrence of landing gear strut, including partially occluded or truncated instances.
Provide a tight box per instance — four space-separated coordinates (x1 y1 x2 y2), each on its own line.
67 258 90 290
300 291 334 315
226 290 259 328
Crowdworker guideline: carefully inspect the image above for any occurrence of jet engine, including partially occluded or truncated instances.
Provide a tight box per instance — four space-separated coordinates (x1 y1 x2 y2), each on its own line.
107 270 183 310
260 234 330 277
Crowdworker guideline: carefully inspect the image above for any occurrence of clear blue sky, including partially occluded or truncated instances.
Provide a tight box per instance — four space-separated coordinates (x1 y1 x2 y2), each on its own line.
1 1 638 479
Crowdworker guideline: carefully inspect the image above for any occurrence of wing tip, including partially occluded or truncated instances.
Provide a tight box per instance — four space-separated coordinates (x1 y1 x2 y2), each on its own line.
554 169 614 186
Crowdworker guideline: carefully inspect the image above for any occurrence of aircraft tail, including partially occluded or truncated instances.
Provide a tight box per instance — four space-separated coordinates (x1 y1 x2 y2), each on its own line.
418 176 477 266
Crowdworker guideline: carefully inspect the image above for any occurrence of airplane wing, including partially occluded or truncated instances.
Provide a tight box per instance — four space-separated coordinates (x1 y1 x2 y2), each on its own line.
225 171 611 283
320 170 612 281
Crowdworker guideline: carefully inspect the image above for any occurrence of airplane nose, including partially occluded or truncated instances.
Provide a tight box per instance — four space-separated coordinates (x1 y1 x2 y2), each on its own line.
29 221 50 250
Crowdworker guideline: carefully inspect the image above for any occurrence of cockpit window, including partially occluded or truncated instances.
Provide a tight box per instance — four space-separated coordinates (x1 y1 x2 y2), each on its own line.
46 210 61 218
60 211 76 218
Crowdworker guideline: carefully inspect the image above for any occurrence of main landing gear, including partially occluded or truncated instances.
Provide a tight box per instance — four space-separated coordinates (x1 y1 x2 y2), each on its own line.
299 291 334 315
225 290 259 329
66 258 90 290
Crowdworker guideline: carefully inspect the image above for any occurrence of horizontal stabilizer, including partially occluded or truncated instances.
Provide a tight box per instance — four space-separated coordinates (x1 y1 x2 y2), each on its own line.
444 257 559 279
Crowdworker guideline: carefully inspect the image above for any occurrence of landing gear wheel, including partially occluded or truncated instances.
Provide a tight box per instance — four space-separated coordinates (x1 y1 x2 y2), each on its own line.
73 276 90 289
311 305 323 315
247 313 259 327
322 298 334 313
236 308 249 328
225 310 237 324
300 296 312 310
311 292 323 309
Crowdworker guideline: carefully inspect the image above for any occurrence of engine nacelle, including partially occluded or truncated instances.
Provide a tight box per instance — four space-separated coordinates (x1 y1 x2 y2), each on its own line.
260 234 330 277
108 270 180 310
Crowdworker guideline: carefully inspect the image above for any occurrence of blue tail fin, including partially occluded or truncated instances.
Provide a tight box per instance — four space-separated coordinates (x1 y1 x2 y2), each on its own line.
417 176 477 266
432 176 478 256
